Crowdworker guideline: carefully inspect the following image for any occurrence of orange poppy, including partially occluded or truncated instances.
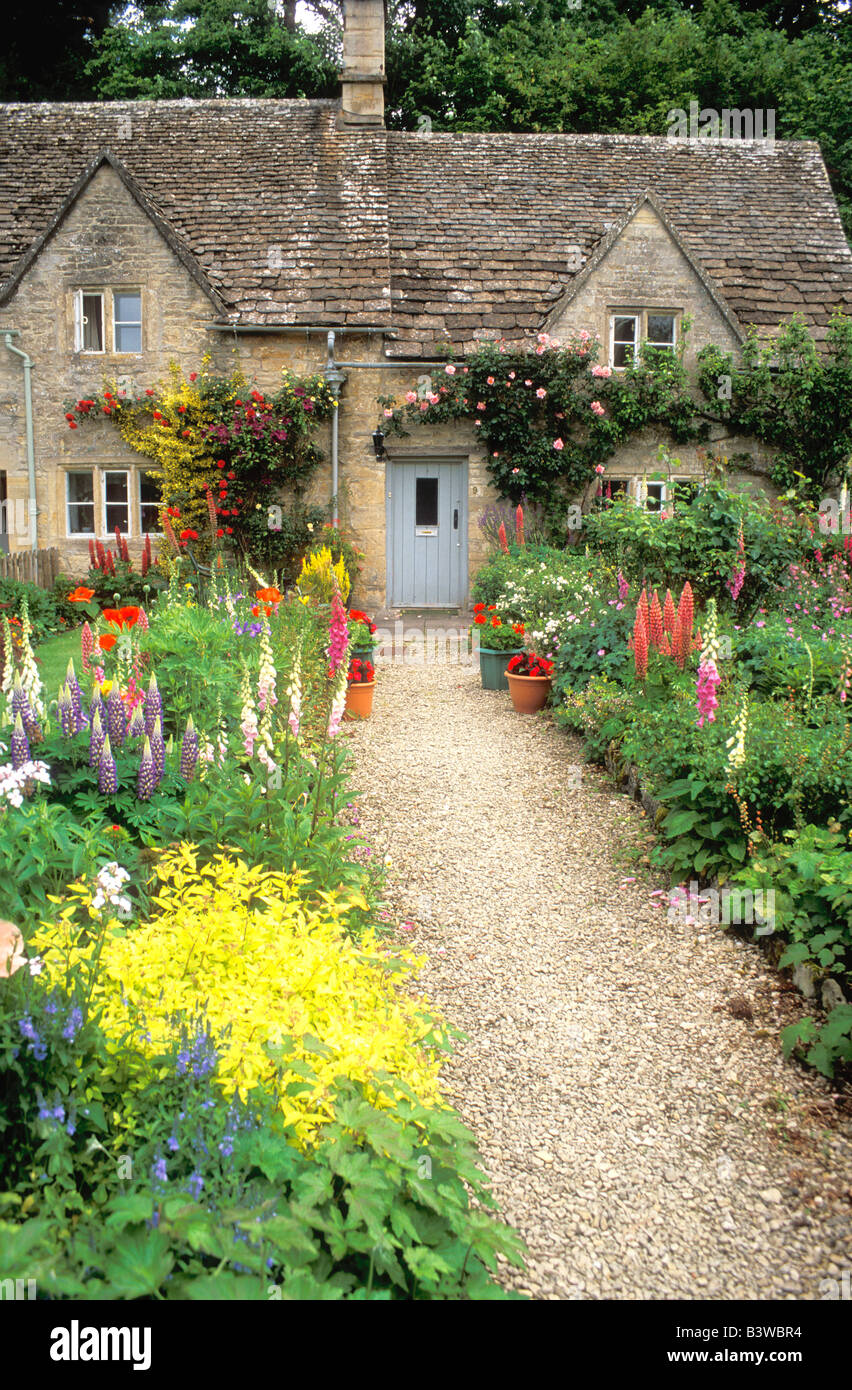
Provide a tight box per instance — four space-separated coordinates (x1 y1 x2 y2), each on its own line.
101 606 140 630
255 587 282 605
67 586 94 603
98 634 117 652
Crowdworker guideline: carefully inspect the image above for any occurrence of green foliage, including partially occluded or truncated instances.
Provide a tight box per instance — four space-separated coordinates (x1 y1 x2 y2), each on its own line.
584 477 818 606
0 576 76 642
697 313 852 496
781 1006 852 1079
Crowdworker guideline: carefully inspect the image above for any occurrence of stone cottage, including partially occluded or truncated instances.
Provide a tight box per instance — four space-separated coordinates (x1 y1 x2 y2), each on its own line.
1 0 851 611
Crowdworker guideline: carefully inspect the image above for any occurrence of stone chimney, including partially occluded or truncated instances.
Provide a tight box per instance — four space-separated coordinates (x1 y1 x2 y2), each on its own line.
339 0 385 128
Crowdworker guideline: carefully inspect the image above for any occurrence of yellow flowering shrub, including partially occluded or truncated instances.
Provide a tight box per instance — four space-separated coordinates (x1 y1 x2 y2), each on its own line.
297 546 351 603
31 846 446 1148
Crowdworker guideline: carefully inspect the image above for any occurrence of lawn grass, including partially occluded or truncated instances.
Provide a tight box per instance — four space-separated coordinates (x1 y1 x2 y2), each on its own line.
35 628 82 694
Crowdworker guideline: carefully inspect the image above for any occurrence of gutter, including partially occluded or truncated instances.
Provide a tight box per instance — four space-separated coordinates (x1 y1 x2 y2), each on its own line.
323 331 347 529
3 332 37 550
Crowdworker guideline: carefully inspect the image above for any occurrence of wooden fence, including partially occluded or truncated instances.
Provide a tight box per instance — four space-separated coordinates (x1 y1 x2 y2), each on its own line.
0 548 62 588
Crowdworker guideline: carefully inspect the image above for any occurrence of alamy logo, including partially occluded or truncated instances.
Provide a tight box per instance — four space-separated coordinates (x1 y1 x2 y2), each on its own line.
667 882 775 935
0 1277 36 1300
50 1321 152 1372
667 101 775 146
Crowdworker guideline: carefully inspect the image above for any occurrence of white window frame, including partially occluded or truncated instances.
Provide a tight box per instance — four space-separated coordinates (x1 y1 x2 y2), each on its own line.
646 313 677 353
609 310 679 368
113 291 143 354
103 469 131 538
139 470 164 535
610 313 639 370
66 470 97 537
640 479 669 513
74 291 105 354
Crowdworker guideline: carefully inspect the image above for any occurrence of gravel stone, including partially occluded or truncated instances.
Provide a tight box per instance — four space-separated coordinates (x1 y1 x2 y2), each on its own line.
343 657 852 1300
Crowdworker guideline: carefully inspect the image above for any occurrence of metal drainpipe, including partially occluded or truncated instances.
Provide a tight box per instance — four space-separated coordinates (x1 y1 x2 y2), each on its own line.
324 331 347 528
3 332 37 550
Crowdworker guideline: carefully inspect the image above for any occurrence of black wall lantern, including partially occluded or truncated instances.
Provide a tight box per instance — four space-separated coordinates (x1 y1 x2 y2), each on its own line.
372 426 386 459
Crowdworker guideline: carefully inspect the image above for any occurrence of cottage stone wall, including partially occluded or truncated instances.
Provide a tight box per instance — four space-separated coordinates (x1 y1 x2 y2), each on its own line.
0 166 778 612
0 164 216 566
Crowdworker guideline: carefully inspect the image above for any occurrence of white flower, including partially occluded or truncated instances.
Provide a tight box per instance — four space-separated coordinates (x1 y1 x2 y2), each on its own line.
28 956 44 976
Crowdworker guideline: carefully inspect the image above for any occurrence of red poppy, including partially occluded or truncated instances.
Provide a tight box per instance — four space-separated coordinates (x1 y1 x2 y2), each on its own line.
225 526 233 535
217 460 226 469
179 529 198 541
255 587 282 605
67 586 94 603
98 633 117 652
216 528 224 538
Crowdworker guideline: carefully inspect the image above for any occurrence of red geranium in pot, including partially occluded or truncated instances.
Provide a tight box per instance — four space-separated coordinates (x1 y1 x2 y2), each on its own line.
505 651 554 713
344 656 376 719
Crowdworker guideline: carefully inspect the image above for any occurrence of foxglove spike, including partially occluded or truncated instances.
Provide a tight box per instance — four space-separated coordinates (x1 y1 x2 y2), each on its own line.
106 686 125 748
98 735 118 796
150 717 165 785
11 712 29 770
180 716 199 781
137 735 155 801
89 708 105 769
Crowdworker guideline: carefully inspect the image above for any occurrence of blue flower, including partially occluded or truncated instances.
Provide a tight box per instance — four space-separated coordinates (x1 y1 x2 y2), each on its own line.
151 1156 168 1183
167 1133 179 1152
62 1006 83 1042
187 1171 204 1199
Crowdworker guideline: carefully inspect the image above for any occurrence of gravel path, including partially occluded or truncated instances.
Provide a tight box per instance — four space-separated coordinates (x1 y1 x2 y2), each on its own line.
342 655 852 1300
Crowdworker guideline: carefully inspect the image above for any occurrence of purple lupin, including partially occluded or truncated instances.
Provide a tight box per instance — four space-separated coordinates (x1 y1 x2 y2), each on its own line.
137 735 155 801
143 673 162 735
10 672 26 721
58 684 75 739
179 716 198 781
97 735 118 796
150 715 165 785
89 707 105 769
127 704 146 740
106 686 125 749
11 712 30 769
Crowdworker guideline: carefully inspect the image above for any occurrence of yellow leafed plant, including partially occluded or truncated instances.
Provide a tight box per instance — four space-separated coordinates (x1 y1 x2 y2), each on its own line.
297 546 350 604
31 845 446 1148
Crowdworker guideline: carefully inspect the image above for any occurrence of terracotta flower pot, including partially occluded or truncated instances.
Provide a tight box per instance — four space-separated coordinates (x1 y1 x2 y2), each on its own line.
344 679 375 720
506 672 552 713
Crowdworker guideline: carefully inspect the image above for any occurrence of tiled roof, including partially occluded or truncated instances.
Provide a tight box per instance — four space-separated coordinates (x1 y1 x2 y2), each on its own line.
385 131 852 354
0 99 392 327
1 101 850 351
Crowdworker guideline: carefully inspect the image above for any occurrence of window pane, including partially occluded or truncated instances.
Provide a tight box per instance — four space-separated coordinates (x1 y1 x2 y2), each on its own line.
645 482 665 513
67 472 95 534
647 314 675 346
613 316 637 343
114 292 142 353
415 477 438 527
140 471 162 532
612 340 634 368
105 471 129 534
82 295 103 352
115 323 142 352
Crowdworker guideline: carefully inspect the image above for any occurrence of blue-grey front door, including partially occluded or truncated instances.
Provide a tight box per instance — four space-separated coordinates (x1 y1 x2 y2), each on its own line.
386 459 467 607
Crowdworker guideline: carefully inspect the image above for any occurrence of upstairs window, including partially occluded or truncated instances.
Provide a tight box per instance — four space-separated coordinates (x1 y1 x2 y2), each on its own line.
609 311 678 368
75 293 104 353
114 293 142 353
74 289 142 354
